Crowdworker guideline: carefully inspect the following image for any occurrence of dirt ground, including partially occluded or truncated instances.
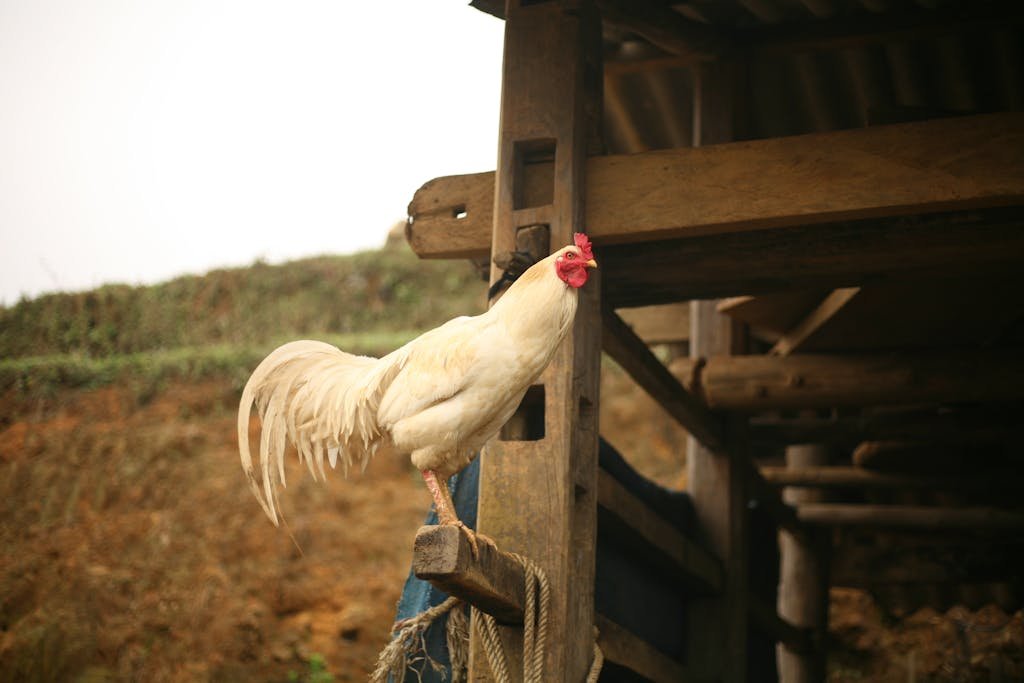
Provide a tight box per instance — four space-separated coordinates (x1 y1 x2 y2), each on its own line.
1 374 1021 681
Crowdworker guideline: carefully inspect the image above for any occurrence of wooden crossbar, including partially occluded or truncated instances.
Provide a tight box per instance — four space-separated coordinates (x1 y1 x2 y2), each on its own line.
408 113 1024 260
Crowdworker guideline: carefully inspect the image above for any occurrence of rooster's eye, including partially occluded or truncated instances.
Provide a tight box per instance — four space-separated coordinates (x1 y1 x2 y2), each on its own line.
566 252 576 260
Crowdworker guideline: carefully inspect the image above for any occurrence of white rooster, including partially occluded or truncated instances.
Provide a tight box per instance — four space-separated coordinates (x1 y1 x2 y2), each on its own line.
237 233 597 550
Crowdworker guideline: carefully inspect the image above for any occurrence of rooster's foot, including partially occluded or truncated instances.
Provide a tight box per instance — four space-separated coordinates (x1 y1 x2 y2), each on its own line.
442 520 495 560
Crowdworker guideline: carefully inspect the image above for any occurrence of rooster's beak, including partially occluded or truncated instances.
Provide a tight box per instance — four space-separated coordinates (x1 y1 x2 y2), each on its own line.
586 259 598 269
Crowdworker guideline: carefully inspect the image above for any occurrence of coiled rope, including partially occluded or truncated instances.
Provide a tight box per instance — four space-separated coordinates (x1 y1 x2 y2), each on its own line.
372 552 603 682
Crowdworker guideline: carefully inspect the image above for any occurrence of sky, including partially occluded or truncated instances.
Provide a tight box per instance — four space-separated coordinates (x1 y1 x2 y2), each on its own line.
0 1 505 305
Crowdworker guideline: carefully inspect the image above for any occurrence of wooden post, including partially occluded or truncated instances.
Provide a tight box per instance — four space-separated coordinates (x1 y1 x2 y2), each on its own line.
777 444 831 683
470 1 602 680
685 58 751 683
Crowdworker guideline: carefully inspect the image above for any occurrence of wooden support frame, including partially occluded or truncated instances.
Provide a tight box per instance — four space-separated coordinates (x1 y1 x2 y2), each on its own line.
670 349 1024 412
471 2 603 679
761 466 1024 491
777 444 831 682
797 504 1024 530
408 113 1024 260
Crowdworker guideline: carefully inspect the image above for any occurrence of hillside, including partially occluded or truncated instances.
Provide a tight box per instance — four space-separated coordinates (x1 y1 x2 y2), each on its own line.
1 246 1021 681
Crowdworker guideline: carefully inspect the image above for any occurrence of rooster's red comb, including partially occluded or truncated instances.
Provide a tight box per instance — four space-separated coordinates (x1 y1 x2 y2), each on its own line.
573 232 594 261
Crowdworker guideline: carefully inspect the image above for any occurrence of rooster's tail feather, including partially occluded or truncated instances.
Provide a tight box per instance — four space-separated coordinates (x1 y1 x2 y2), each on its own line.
237 339 399 525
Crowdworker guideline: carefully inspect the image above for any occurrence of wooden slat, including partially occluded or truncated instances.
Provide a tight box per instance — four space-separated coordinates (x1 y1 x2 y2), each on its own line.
595 614 693 683
597 469 723 593
746 461 806 540
602 307 725 451
770 287 860 356
408 113 1024 260
761 466 1024 491
797 504 1024 530
412 525 526 625
670 349 1024 412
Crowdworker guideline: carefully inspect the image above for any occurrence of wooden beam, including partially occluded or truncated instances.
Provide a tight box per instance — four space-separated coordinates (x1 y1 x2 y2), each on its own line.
770 287 860 356
797 504 1024 531
777 444 831 682
670 349 1024 412
595 614 692 683
746 460 806 540
603 307 808 541
407 113 1024 260
603 207 1024 308
597 469 723 593
602 307 725 451
412 525 526 625
761 466 1024 491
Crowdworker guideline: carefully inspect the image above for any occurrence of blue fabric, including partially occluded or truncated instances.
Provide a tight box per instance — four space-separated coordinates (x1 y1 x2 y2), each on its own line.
389 440 775 681
392 461 479 683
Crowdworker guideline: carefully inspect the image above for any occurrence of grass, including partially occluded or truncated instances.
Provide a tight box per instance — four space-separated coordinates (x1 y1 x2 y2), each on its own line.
0 244 483 360
0 331 425 403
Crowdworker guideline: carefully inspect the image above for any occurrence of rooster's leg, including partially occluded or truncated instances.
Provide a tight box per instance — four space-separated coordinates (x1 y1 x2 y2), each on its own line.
421 469 493 558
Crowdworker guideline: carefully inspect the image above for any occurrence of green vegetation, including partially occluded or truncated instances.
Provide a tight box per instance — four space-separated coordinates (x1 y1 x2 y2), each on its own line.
0 244 482 359
0 244 484 398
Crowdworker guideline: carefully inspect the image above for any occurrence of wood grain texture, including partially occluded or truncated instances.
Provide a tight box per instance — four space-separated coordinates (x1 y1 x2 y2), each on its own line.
470 3 603 680
761 466 1024 491
408 112 1024 259
670 349 1024 411
412 525 526 625
777 445 831 682
797 504 1024 530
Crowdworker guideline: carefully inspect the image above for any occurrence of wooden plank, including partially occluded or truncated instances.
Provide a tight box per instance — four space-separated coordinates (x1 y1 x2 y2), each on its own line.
669 349 1024 412
597 469 723 593
745 460 806 540
770 287 860 356
595 614 693 683
797 504 1024 530
761 466 1024 491
407 113 1024 260
412 525 526 625
602 207 1024 308
602 308 725 451
471 3 603 680
616 303 690 344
